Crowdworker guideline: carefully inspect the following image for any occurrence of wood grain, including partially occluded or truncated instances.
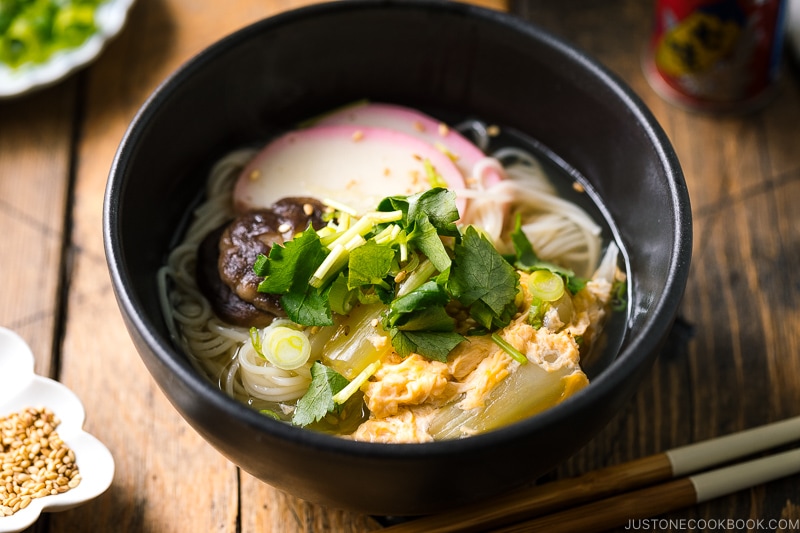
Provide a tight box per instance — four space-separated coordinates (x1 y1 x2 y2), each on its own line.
493 478 699 533
2 1 505 533
518 1 800 531
0 82 77 377
381 454 674 533
1 0 798 532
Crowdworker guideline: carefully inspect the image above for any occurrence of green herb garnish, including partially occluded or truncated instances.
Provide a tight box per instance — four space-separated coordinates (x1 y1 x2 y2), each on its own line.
292 361 350 426
381 280 464 362
0 0 104 69
509 213 587 295
490 333 528 364
255 189 521 363
254 225 333 326
447 226 519 330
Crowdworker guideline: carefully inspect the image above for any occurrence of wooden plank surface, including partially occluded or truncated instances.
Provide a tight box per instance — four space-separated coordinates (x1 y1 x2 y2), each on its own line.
1 0 798 532
517 1 800 530
0 1 505 533
0 82 77 378
56 2 407 532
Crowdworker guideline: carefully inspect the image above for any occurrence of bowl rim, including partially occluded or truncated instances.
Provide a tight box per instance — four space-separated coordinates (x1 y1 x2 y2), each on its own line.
104 0 692 459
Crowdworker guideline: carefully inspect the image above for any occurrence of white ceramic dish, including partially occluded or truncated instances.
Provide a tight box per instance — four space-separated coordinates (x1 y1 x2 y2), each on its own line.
0 0 135 98
0 327 114 533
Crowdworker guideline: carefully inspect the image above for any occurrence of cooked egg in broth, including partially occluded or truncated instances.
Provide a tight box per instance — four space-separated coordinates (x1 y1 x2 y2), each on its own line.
158 102 629 443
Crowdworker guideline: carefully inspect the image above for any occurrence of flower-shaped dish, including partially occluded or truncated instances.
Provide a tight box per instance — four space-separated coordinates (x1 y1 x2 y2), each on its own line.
0 327 114 533
0 0 135 99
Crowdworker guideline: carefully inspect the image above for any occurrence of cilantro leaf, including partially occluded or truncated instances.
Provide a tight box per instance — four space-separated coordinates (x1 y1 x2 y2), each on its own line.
449 226 519 329
292 362 349 427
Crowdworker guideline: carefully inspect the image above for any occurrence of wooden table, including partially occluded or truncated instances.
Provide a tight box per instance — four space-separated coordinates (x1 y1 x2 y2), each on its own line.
1 1 798 531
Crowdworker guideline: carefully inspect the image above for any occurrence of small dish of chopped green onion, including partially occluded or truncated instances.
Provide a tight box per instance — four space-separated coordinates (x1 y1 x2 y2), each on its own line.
0 0 134 98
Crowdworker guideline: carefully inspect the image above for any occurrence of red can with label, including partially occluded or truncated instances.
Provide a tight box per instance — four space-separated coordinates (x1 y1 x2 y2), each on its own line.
644 0 788 112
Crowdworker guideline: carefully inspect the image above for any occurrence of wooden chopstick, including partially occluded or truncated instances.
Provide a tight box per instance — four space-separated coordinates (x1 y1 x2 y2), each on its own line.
382 416 800 533
495 447 800 533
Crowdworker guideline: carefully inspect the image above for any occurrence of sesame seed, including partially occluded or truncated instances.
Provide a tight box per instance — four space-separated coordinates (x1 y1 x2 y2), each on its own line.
352 130 364 141
487 125 500 137
413 121 425 132
438 123 449 137
572 181 585 193
0 407 81 516
278 223 292 234
302 203 314 216
248 169 260 181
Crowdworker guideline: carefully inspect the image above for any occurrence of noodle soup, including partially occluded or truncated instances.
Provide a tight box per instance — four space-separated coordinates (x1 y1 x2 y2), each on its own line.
157 102 628 443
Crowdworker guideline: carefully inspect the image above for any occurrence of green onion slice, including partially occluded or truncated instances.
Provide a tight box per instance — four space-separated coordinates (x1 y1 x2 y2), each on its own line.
528 270 565 302
261 326 311 370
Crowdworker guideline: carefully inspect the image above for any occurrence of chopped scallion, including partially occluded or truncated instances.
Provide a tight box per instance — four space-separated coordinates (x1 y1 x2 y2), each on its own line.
528 270 565 302
331 360 381 405
262 326 311 370
491 333 528 364
323 198 358 216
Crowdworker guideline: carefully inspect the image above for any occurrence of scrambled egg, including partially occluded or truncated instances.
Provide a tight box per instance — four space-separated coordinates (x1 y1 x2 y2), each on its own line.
351 272 613 443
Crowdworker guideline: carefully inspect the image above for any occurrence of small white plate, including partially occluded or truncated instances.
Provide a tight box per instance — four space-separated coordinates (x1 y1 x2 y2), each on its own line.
0 0 135 98
0 327 114 533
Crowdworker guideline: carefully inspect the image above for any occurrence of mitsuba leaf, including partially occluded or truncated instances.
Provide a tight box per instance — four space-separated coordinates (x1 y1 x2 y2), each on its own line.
406 216 451 273
448 226 519 329
292 362 349 427
388 330 464 363
394 306 456 333
377 188 459 273
387 280 449 318
406 188 460 238
255 226 333 326
382 280 463 361
347 241 395 290
257 226 326 294
327 273 357 315
510 214 586 293
281 284 333 326
510 213 540 270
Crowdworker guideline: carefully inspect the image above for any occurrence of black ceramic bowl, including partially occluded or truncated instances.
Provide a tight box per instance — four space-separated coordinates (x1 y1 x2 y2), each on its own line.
104 0 691 516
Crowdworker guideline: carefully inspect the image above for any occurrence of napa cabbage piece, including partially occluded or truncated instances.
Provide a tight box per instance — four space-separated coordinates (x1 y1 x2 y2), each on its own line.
315 303 392 380
350 243 621 442
428 327 588 439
